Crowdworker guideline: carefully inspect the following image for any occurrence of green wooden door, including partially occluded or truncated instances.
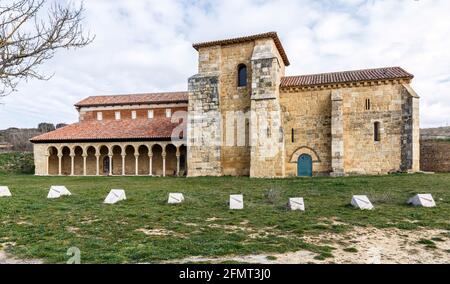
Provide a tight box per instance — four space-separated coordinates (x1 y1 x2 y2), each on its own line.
297 154 312 177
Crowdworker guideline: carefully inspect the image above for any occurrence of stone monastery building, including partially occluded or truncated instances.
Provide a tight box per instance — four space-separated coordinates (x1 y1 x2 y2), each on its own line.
31 32 420 178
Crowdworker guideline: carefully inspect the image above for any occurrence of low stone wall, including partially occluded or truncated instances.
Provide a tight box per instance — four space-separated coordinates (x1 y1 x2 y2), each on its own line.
420 139 450 172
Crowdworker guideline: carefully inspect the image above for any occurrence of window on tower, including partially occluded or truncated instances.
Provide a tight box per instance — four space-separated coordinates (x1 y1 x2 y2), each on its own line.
237 64 247 87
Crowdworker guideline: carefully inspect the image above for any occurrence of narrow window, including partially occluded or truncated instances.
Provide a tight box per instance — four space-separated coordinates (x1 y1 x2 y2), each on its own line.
115 111 121 120
374 122 381 142
365 99 371 110
166 109 172 118
148 110 154 119
237 64 247 87
97 112 103 121
267 126 271 138
131 111 137 120
291 128 295 143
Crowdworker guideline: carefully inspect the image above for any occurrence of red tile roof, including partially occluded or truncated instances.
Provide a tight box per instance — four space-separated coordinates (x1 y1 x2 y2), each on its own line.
30 117 185 143
193 32 290 66
75 92 188 108
281 67 413 88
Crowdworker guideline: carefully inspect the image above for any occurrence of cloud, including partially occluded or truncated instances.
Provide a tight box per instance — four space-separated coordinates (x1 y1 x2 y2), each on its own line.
0 0 449 128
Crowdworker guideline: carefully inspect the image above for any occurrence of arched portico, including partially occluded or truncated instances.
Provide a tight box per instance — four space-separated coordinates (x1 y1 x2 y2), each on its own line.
42 141 186 177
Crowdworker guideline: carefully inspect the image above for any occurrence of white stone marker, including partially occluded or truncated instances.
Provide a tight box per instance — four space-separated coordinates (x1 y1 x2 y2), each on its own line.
168 193 185 204
0 186 12 197
47 186 71 199
104 189 126 204
288 198 305 211
408 194 436 208
230 195 244 210
351 195 374 210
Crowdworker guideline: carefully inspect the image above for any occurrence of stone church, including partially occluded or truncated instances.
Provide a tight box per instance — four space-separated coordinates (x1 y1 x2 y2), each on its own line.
31 32 420 178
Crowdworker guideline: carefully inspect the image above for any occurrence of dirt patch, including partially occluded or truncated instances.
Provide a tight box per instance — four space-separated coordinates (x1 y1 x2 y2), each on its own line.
169 227 450 264
0 251 42 264
66 226 81 236
136 228 185 238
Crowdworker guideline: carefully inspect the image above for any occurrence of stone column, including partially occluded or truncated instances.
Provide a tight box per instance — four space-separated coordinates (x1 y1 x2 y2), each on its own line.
148 154 153 176
134 154 139 176
162 152 166 177
58 154 63 176
45 154 50 176
70 154 75 176
82 154 88 176
331 90 345 176
121 154 126 176
176 149 181 176
108 155 113 176
95 154 100 176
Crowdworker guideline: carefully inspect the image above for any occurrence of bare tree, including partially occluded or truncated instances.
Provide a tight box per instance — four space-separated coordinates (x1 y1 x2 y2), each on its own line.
0 0 93 97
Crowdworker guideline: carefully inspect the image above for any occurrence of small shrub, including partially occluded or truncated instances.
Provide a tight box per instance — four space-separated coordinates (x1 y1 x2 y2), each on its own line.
343 247 358 253
431 237 445 242
264 188 280 204
266 256 277 261
0 152 35 175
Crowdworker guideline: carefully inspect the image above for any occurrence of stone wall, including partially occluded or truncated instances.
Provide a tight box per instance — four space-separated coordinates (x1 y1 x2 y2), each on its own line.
250 39 286 178
279 82 419 176
219 42 253 176
420 139 450 172
280 88 332 177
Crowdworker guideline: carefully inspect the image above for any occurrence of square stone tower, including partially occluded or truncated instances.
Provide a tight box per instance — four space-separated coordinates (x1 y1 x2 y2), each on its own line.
187 32 289 177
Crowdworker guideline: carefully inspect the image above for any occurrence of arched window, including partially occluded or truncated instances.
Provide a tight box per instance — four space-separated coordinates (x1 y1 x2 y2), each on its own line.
237 64 247 87
374 122 381 142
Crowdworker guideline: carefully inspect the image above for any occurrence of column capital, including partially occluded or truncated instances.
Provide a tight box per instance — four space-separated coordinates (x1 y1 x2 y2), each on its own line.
57 154 63 158
82 154 88 158
134 154 140 158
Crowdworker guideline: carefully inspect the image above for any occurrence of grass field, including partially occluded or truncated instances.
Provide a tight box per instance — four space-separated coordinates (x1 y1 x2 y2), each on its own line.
0 174 449 263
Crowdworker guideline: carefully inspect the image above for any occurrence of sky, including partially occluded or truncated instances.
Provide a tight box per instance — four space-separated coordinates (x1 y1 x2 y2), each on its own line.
1 0 449 129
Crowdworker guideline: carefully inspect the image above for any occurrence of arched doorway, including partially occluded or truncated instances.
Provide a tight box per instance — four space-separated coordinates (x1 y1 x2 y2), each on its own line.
48 146 58 175
297 154 312 177
73 146 84 175
86 146 96 175
99 146 109 175
179 144 187 176
165 144 177 176
61 146 71 175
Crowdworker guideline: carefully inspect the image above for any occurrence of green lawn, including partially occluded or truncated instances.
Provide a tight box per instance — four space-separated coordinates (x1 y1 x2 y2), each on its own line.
0 174 449 263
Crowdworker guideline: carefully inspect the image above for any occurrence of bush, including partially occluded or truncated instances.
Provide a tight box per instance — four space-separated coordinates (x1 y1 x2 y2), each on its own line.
0 152 35 175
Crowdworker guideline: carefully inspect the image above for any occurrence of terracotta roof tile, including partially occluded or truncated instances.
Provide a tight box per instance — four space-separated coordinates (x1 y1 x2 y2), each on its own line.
30 117 185 142
281 67 413 88
193 32 290 66
75 91 188 108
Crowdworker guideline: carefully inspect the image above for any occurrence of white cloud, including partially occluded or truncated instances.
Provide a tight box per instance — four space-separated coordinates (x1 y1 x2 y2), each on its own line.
1 0 449 128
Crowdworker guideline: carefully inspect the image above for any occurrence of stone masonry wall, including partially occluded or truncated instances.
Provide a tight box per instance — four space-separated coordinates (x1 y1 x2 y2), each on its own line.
420 139 450 172
250 39 286 178
187 74 222 176
279 89 332 177
342 84 404 174
219 42 254 176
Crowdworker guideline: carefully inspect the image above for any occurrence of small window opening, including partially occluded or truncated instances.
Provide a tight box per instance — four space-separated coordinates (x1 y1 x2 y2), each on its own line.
237 64 247 87
365 99 371 110
374 121 381 142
